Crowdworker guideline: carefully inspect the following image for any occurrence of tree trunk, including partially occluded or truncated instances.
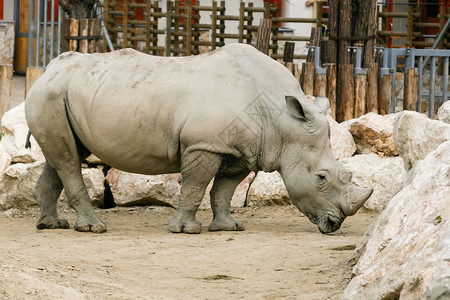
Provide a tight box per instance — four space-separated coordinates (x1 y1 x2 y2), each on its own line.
353 0 378 67
59 0 97 19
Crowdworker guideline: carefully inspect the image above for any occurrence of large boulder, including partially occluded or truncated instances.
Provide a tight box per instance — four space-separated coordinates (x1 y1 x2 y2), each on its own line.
438 101 450 123
339 154 406 211
0 161 105 211
246 171 291 206
328 116 356 159
0 103 44 165
342 112 398 157
341 141 450 300
105 168 180 207
394 111 450 170
0 143 11 172
0 162 42 210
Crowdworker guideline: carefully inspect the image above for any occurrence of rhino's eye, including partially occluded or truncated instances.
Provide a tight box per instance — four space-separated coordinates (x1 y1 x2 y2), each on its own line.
315 171 328 183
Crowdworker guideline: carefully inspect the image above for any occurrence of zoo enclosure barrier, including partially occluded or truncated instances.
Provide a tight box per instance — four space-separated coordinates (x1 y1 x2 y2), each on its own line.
378 2 450 49
379 47 450 118
103 0 328 60
303 45 450 121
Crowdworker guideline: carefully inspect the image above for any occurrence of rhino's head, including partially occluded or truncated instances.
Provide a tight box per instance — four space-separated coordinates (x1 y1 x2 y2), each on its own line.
277 95 373 234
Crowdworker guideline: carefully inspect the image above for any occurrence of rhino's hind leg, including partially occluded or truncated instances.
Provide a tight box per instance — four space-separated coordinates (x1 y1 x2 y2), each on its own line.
34 161 69 230
208 172 249 232
168 151 222 234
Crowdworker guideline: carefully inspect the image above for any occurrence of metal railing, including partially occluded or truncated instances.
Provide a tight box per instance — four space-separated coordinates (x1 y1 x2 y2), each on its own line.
379 47 450 118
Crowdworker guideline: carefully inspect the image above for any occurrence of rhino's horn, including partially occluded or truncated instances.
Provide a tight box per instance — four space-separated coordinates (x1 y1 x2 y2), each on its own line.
342 185 373 216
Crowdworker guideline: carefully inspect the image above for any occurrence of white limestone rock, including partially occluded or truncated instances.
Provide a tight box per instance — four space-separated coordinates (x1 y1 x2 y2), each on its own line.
105 168 180 207
0 103 44 164
339 154 406 211
246 171 291 206
341 141 450 300
342 112 398 157
328 116 356 159
438 101 450 123
394 110 450 170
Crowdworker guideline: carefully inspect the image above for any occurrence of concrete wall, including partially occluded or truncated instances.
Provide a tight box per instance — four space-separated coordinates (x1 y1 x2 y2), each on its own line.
2 0 15 22
0 22 15 64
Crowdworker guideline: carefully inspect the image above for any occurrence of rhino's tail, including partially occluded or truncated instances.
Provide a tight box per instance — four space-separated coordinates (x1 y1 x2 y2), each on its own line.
25 130 32 149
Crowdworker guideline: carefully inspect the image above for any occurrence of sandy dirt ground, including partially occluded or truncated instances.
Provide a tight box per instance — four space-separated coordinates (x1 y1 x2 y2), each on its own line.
0 205 378 300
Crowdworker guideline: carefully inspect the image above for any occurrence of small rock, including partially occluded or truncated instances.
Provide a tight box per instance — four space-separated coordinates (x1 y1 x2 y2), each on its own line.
342 112 398 157
105 168 180 207
339 154 406 211
246 171 291 206
437 101 450 123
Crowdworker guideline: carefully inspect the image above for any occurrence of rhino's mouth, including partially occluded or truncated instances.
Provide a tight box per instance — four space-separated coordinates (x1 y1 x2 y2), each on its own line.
317 214 343 234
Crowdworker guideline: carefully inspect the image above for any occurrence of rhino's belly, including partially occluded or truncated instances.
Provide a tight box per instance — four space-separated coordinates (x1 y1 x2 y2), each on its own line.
66 95 181 175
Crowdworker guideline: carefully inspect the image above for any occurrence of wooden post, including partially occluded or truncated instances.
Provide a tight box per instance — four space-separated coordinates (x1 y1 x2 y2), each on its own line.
238 2 245 43
404 68 418 111
378 74 392 115
211 1 217 50
314 73 327 97
283 42 295 63
165 1 173 56
79 19 89 53
0 64 13 119
25 67 44 98
302 62 315 96
338 0 352 65
306 27 321 62
354 73 368 118
69 18 79 51
90 19 101 53
327 0 338 64
255 18 272 55
326 63 337 119
246 2 253 45
353 0 378 67
366 62 378 113
173 1 180 55
337 64 355 122
407 5 414 48
123 0 129 48
185 0 193 56
145 1 151 54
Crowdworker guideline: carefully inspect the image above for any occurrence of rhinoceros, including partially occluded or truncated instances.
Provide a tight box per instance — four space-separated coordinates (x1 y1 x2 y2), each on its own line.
25 43 372 234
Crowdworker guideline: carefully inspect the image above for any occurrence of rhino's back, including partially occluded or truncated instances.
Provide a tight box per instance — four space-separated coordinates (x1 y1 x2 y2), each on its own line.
37 44 302 174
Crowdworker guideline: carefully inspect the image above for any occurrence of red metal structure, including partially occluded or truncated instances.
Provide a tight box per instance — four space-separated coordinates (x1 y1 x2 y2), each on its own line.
0 0 4 20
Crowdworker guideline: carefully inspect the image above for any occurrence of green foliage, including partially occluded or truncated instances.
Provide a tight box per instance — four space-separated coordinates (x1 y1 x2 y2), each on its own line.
0 131 4 141
435 215 443 224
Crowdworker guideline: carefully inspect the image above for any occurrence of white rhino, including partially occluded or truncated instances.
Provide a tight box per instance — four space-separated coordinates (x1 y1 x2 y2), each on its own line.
25 44 372 234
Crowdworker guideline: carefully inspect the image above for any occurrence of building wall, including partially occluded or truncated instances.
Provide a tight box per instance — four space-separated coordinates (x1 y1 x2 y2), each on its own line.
1 0 14 22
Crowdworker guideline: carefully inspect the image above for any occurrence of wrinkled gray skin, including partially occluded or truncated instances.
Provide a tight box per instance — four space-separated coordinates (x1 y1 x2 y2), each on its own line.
25 44 372 234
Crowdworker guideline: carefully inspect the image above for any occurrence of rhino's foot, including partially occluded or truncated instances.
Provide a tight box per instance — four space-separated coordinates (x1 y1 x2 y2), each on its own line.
36 215 70 230
74 217 107 233
208 216 245 232
168 217 202 234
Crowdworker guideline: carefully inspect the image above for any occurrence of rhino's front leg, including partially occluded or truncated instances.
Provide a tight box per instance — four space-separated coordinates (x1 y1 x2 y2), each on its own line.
208 172 249 231
168 150 222 234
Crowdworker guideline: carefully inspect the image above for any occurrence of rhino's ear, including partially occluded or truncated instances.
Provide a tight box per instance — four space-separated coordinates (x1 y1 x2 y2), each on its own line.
315 96 330 115
285 96 311 121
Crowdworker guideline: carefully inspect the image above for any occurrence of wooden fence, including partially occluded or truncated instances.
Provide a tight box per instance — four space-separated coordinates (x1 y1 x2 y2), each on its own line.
103 0 327 59
378 5 449 48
